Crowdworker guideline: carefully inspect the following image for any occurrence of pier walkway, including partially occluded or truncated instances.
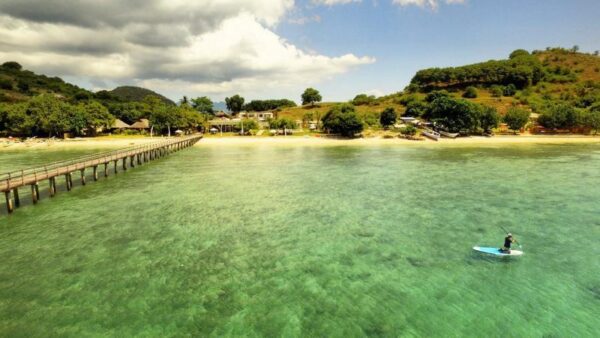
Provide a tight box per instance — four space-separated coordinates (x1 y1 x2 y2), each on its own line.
1 134 202 214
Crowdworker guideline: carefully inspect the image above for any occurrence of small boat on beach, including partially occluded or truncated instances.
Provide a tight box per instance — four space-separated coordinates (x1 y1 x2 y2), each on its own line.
421 130 440 141
438 130 459 139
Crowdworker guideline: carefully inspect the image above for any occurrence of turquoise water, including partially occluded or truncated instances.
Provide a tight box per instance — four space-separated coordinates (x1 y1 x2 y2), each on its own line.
1 143 599 336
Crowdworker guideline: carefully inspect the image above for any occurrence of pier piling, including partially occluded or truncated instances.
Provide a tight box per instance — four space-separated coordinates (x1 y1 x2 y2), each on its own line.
13 188 20 208
65 173 72 191
4 191 13 214
49 177 56 197
31 183 39 204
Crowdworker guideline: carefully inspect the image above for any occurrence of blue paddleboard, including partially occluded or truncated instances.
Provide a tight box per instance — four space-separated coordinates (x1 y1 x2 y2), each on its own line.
473 246 523 256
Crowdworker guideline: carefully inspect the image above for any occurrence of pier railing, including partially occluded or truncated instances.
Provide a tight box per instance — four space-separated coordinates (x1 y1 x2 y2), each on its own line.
1 134 202 196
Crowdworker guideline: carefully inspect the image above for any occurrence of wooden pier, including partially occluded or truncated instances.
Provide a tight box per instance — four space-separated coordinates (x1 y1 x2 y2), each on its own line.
1 134 202 214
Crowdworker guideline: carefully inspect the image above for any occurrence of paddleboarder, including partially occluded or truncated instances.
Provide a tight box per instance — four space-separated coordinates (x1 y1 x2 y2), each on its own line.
501 233 516 253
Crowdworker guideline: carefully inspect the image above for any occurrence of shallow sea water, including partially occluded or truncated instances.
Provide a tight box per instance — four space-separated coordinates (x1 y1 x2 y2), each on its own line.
0 142 599 337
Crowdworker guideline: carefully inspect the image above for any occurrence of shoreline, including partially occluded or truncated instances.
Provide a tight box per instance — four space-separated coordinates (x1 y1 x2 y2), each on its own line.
3 134 600 150
199 135 600 147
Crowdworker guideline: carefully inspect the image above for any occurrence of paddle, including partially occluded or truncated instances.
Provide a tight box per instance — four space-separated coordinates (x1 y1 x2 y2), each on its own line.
498 225 522 249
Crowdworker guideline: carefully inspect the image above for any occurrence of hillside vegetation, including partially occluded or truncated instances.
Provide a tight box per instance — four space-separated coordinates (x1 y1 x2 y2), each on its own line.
404 47 600 115
103 86 175 106
0 61 91 103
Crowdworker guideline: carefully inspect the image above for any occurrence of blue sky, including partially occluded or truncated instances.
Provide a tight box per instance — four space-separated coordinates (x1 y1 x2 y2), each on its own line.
277 0 600 101
0 0 598 103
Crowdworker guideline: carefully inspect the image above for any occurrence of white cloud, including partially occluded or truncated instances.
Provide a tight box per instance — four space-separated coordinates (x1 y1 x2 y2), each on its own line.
392 0 465 9
311 0 362 6
288 15 322 25
0 0 374 100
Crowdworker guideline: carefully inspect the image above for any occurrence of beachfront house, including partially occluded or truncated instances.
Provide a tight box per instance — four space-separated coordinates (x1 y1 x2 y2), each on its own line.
238 111 275 121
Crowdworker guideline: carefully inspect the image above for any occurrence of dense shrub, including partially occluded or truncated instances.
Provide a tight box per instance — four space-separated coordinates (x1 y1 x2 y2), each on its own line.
411 54 544 90
490 85 504 98
0 78 13 90
322 104 363 137
503 108 530 133
462 86 478 98
379 107 397 129
538 104 580 129
352 94 376 106
243 99 296 111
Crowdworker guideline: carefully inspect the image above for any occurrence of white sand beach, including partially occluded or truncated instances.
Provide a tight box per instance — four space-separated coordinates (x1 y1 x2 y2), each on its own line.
2 135 599 151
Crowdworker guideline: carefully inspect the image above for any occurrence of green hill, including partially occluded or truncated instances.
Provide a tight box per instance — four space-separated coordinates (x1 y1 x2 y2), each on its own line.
403 47 600 114
0 61 175 106
0 61 92 103
106 86 175 105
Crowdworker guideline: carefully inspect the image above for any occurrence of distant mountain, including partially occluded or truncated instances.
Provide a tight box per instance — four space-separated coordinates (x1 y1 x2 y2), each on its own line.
213 101 229 112
107 86 175 105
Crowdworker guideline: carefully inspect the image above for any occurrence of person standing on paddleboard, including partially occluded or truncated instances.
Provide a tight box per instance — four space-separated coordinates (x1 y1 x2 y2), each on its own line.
501 233 516 253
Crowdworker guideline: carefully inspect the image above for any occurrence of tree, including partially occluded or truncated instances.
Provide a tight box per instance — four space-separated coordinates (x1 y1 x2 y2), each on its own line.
191 96 214 115
321 104 363 137
379 107 397 129
352 94 375 106
243 99 296 111
17 81 30 93
25 94 68 136
80 101 114 135
269 118 296 133
503 84 517 96
425 96 482 134
463 86 478 98
490 85 504 98
0 78 13 90
1 61 22 71
74 91 92 101
108 102 144 125
404 100 428 117
144 96 175 135
400 124 417 136
4 103 34 135
571 45 579 53
225 94 244 114
180 96 190 107
503 107 530 134
149 104 177 136
480 106 500 133
301 88 322 106
302 112 314 128
585 104 600 134
509 49 530 59
425 90 450 103
538 104 580 130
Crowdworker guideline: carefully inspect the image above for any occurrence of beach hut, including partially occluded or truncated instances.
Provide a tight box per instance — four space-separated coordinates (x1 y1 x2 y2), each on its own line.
130 119 151 130
111 119 131 132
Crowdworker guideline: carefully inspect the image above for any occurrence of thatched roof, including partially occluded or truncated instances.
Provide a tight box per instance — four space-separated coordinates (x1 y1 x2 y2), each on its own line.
130 118 150 129
112 119 131 129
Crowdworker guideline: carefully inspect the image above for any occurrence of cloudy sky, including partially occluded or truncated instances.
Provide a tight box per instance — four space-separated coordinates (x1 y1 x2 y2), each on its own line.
0 0 599 102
